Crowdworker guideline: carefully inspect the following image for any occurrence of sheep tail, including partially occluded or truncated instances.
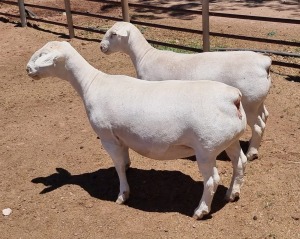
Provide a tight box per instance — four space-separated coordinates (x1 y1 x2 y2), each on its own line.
234 93 243 120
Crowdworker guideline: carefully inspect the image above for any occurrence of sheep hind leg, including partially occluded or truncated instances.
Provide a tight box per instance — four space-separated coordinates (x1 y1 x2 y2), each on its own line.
225 140 247 202
101 141 131 205
193 151 220 220
262 104 269 123
246 104 267 161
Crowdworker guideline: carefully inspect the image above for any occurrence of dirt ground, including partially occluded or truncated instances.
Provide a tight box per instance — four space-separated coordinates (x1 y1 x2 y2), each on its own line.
0 1 299 238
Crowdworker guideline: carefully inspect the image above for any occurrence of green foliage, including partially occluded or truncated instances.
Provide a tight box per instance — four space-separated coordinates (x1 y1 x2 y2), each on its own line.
137 26 148 34
267 31 276 37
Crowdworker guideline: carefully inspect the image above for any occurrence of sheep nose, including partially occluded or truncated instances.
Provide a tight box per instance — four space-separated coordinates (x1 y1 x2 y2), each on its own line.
26 65 34 75
100 44 107 53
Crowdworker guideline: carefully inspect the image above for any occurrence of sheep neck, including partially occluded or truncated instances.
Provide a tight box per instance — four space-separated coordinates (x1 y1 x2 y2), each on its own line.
127 28 154 72
62 48 100 99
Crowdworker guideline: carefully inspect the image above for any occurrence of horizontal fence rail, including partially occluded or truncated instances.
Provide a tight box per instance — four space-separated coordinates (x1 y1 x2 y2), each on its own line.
97 0 300 25
0 0 299 69
2 0 300 25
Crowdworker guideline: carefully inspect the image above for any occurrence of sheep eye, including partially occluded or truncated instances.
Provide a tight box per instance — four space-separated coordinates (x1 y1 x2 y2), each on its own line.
110 32 117 38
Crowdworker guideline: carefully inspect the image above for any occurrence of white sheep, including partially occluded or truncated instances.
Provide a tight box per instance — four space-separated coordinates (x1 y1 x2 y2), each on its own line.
27 41 247 219
100 21 272 161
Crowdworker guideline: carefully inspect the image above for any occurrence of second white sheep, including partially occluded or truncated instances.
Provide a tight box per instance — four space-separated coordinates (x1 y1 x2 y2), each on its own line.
100 22 272 161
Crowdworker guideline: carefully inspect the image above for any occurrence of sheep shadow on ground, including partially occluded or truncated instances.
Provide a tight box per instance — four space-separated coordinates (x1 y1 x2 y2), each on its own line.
32 167 229 218
285 75 300 83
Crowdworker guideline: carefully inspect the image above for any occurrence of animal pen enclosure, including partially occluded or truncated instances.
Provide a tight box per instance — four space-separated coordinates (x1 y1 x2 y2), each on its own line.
0 0 299 69
0 1 300 238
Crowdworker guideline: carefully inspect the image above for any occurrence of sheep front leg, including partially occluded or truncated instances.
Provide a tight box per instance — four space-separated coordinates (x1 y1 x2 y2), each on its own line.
101 141 131 204
225 140 247 201
193 153 220 220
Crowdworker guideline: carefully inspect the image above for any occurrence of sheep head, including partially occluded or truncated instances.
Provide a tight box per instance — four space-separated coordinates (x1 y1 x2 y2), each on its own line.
100 22 130 55
26 41 69 80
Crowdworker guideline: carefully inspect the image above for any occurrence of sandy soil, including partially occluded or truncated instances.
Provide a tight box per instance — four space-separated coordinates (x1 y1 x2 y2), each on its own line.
0 1 299 238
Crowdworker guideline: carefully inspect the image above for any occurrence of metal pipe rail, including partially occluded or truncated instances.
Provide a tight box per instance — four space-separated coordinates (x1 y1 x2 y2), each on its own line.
0 0 299 68
96 0 300 25
3 0 299 48
3 0 300 25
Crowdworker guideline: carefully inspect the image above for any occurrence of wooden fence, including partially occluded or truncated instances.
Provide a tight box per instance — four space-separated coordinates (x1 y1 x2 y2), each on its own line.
1 0 299 69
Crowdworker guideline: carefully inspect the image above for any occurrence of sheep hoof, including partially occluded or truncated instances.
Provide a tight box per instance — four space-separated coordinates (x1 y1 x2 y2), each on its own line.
246 151 259 161
192 214 202 220
116 191 129 205
225 191 240 202
248 154 258 161
193 208 209 220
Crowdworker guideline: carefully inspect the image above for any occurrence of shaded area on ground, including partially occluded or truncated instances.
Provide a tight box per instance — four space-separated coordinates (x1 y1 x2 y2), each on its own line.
32 167 228 217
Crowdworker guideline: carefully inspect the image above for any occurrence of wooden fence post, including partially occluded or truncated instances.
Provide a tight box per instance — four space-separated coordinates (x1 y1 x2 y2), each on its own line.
121 0 130 22
64 0 75 38
18 0 27 27
201 0 210 52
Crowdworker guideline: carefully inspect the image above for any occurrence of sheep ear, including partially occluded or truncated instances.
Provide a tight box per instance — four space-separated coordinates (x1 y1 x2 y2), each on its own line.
53 51 65 64
36 50 64 67
116 28 128 37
